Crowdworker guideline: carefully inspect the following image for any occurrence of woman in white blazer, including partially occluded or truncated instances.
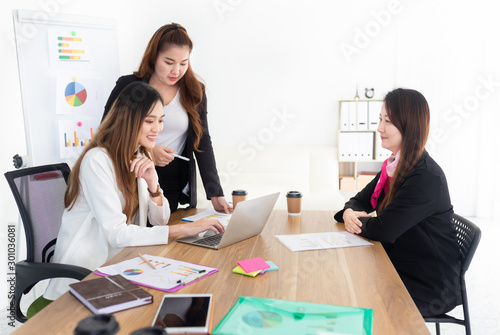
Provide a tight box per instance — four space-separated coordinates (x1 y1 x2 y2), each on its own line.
34 82 224 317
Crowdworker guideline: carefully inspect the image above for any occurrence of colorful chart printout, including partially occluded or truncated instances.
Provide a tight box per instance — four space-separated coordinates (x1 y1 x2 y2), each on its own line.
58 119 100 160
123 269 143 276
96 255 217 292
56 76 103 116
48 29 91 69
65 81 87 107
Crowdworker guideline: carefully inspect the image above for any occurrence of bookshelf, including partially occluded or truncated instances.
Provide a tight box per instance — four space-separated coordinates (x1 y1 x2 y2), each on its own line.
338 99 391 191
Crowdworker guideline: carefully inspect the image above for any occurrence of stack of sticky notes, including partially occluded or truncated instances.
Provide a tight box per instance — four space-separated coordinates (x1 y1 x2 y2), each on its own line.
232 257 278 277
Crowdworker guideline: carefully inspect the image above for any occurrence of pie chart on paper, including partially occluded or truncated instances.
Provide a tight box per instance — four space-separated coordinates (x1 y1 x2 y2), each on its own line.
242 310 282 328
123 269 143 276
65 81 87 107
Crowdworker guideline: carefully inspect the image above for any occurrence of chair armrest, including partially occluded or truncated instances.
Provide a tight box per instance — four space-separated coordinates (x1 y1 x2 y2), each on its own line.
16 260 92 293
13 260 92 323
424 314 464 324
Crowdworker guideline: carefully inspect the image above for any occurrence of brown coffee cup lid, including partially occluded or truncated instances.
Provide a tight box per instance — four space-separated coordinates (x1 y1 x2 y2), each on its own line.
232 189 248 196
286 191 302 198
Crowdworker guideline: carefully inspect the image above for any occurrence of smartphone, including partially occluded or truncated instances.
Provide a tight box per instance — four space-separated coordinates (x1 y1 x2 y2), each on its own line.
151 293 213 334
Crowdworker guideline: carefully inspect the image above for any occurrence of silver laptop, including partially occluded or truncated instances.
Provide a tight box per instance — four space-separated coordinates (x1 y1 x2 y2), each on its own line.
176 192 279 249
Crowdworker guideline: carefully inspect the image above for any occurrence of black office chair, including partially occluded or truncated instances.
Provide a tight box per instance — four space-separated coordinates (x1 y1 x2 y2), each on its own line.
4 163 91 323
424 214 481 335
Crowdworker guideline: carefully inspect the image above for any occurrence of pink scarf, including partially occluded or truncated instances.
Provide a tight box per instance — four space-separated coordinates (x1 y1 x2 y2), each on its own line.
370 151 400 209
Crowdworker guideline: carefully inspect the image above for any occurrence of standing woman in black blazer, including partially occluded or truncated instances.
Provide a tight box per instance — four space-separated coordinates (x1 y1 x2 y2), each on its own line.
102 23 230 213
334 88 461 317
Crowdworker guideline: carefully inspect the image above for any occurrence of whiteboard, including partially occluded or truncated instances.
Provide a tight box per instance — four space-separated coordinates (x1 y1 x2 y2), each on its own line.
12 9 119 167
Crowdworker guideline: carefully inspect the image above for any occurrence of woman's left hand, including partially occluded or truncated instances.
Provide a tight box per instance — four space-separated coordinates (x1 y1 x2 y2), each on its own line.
343 208 371 234
211 196 232 214
130 157 158 190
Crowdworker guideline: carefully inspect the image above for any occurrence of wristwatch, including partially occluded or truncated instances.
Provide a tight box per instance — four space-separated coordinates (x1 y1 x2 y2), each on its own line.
148 185 161 197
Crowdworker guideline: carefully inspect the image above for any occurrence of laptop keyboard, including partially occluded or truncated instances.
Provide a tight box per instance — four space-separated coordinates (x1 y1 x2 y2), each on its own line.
192 233 224 247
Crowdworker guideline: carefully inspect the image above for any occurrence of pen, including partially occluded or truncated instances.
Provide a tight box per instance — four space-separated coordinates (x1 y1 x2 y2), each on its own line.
167 153 190 161
138 254 156 270
176 269 206 285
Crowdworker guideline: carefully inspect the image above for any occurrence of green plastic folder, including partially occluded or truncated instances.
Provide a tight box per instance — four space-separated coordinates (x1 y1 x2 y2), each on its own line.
213 296 373 335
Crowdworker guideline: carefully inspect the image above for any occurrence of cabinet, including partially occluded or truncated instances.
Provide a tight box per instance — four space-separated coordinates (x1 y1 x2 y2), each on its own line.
338 99 392 191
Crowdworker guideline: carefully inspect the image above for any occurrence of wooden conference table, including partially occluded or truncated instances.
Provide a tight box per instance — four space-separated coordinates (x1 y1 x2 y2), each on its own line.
13 209 429 335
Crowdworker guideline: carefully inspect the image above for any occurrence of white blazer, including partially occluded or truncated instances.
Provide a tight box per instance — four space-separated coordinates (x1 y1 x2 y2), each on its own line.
44 147 170 300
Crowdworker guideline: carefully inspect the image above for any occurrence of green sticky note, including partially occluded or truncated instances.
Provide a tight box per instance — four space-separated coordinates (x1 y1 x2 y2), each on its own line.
265 261 279 271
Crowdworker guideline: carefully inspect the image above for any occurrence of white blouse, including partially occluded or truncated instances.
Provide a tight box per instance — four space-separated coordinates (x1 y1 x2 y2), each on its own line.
156 89 189 154
44 147 170 300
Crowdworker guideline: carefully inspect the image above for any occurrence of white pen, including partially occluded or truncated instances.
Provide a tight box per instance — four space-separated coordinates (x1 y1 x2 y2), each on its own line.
176 269 207 285
168 153 190 161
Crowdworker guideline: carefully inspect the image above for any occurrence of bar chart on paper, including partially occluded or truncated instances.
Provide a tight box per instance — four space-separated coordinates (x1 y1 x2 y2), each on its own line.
62 124 94 147
55 31 89 62
59 119 99 159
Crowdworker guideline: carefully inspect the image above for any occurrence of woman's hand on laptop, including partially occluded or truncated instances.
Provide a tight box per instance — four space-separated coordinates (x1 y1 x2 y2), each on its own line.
169 218 225 238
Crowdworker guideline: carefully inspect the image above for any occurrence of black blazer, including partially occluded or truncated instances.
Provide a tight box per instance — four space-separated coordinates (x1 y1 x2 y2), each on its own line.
102 75 224 208
334 151 461 314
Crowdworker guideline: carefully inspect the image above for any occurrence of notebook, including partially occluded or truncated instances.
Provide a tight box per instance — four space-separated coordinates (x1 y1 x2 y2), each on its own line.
69 275 153 314
176 192 279 249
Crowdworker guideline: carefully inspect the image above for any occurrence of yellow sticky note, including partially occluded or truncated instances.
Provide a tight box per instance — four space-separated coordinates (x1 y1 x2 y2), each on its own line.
232 265 262 277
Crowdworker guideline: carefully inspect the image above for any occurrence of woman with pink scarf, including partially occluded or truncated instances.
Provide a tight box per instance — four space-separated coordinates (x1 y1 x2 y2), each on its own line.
334 88 461 317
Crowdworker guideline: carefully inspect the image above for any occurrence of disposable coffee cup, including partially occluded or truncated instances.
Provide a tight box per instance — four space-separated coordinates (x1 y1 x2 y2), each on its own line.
130 327 167 335
286 191 302 216
232 190 248 209
74 314 119 335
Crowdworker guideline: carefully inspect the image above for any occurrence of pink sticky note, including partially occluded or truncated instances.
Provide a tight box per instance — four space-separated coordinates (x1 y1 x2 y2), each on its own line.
237 257 270 273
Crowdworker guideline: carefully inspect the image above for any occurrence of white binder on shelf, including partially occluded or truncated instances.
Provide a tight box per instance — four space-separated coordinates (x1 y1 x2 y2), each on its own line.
354 132 373 161
348 132 360 161
338 132 352 161
357 101 368 130
348 101 357 130
339 101 350 130
339 132 375 162
368 101 383 130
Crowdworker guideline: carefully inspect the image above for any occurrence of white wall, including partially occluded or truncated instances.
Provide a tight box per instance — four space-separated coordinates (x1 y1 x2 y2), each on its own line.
1 0 500 308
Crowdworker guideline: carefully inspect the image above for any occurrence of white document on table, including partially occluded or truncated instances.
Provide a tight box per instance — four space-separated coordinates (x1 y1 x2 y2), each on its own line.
275 231 373 252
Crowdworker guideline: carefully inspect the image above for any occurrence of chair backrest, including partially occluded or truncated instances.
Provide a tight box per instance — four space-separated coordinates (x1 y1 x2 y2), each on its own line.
451 214 481 274
4 163 70 263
